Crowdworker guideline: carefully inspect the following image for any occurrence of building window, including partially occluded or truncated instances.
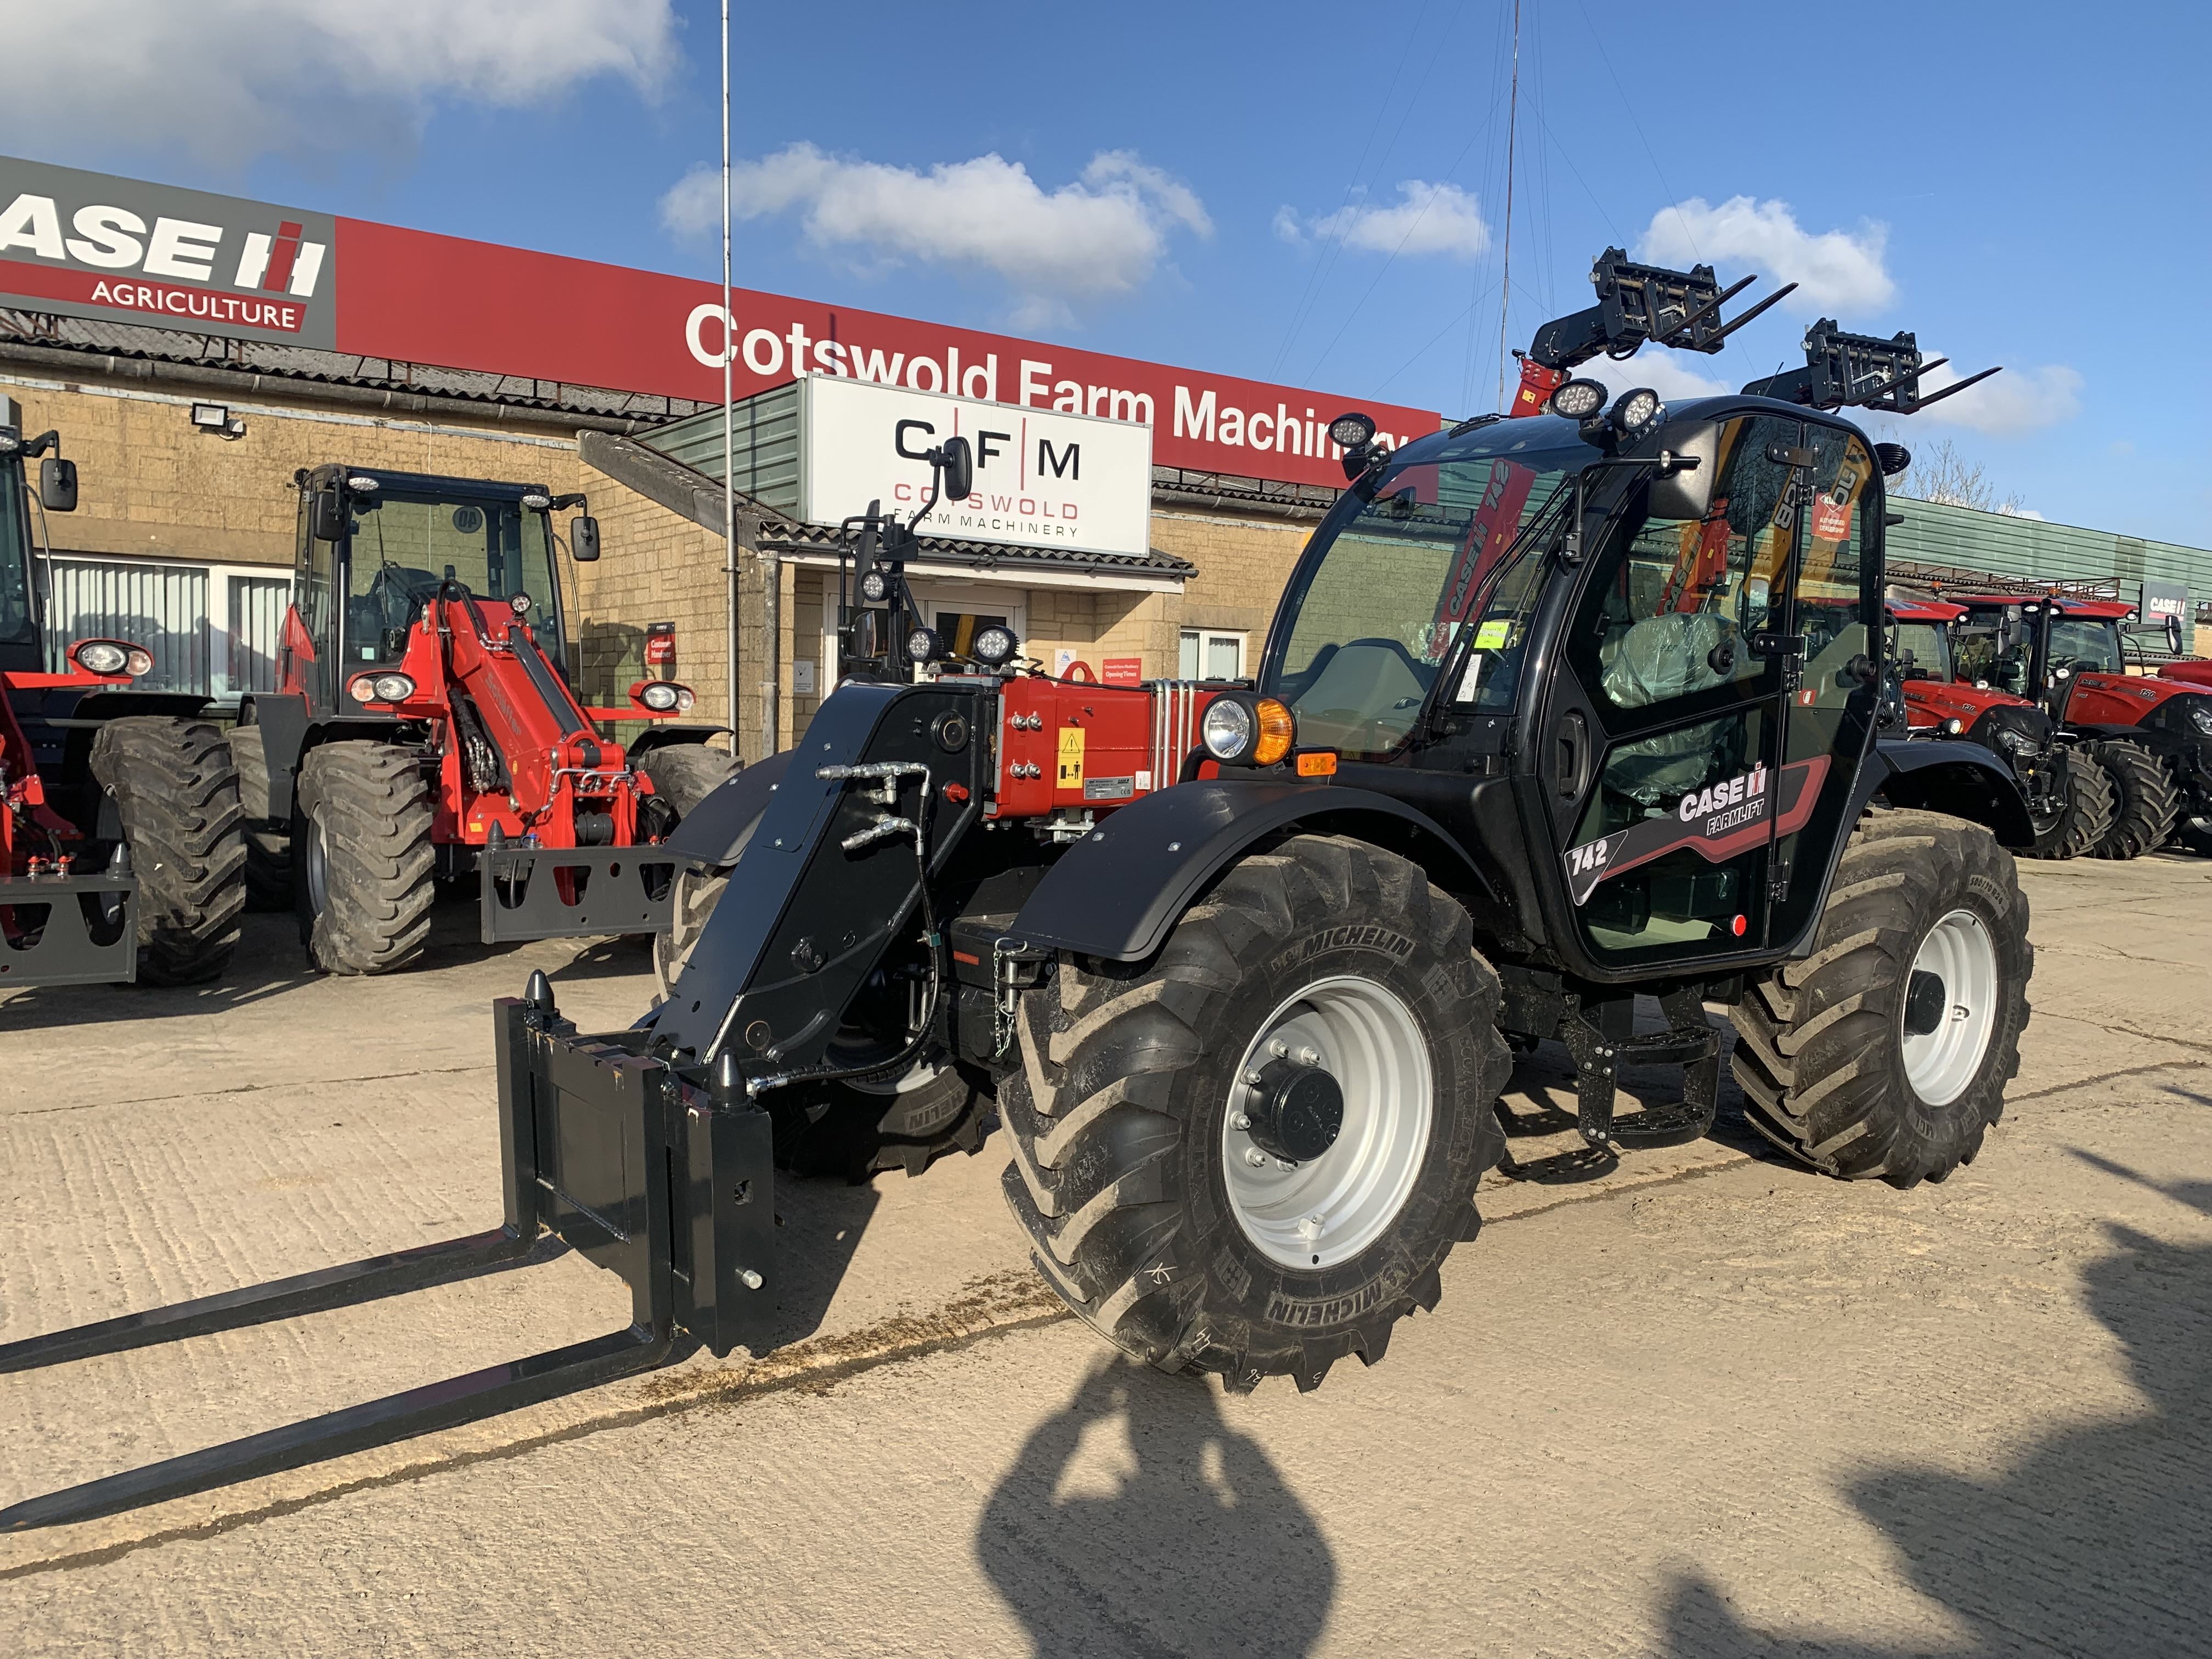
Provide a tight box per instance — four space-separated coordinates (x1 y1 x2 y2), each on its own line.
1180 629 1245 681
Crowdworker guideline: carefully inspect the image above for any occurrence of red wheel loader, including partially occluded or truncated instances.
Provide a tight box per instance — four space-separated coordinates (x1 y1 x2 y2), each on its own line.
2 256 2044 1528
231 465 736 973
0 414 245 987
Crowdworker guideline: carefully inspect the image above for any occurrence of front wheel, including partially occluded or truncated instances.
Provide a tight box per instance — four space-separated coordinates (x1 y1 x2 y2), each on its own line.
1000 833 1511 1393
296 741 436 974
2089 740 2179 860
89 717 247 985
2022 747 2114 860
1731 809 2032 1188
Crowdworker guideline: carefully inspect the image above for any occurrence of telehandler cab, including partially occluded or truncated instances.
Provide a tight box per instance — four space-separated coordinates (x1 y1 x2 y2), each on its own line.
1 256 2041 1530
230 465 736 973
0 414 245 986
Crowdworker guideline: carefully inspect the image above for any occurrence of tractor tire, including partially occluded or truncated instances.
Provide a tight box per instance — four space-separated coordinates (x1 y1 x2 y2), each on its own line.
225 725 294 909
2022 747 2115 860
296 741 436 975
636 744 738 822
1730 808 2032 1189
1000 833 1511 1393
88 717 246 985
654 864 991 1180
2089 740 2180 860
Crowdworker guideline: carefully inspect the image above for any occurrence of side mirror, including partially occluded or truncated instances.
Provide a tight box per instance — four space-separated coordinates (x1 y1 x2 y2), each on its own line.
936 437 973 503
1645 421 1722 521
2166 614 2185 655
309 487 347 542
571 515 601 562
38 457 77 512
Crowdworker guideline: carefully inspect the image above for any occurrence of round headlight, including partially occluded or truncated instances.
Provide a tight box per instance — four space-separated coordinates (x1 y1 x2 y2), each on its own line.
970 624 1019 667
370 673 415 703
1328 411 1378 449
675 686 696 712
1201 697 1254 761
123 647 154 678
72 640 128 675
509 592 533 616
639 681 680 712
1609 387 1662 435
860 568 890 603
2186 701 2212 737
906 627 943 665
0 431 21 456
1945 717 1965 735
1547 377 1608 420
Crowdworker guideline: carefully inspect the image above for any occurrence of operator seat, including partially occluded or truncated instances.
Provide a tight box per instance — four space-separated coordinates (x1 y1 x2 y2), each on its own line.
1291 637 1431 749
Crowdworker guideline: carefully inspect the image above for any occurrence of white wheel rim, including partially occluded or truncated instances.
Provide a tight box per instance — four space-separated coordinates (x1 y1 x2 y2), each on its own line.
1900 908 1999 1107
1220 975 1433 1270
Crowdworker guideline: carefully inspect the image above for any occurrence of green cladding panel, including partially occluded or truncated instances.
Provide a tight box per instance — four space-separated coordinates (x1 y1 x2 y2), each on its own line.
644 383 802 517
1887 495 2210 610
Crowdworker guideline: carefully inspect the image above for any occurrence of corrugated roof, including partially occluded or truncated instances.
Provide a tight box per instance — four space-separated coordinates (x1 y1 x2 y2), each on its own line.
1888 495 2210 607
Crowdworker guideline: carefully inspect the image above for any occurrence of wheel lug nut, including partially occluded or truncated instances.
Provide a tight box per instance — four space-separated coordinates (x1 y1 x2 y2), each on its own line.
1296 1046 1319 1066
1245 1069 1265 1085
1268 1039 1289 1058
1231 1111 1251 1131
1245 1148 1268 1167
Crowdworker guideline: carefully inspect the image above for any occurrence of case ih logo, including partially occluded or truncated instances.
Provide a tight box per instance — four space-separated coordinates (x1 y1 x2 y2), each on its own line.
1564 755 1830 907
0 156 336 347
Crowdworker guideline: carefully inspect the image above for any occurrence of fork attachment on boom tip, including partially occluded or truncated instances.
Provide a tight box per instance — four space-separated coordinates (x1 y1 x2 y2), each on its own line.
0 979 774 1532
1740 319 2002 414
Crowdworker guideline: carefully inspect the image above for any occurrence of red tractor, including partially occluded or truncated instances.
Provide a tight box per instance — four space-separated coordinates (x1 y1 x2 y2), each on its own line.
231 465 736 974
1948 591 2203 857
1884 597 2111 858
1 415 246 988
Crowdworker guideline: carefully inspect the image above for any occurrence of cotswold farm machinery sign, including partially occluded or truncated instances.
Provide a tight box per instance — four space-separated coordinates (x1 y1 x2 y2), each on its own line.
0 155 1434 491
799 377 1153 559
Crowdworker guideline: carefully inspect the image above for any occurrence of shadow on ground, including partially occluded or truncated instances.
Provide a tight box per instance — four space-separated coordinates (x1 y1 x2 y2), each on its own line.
1662 1153 2212 1655
976 1356 1336 1657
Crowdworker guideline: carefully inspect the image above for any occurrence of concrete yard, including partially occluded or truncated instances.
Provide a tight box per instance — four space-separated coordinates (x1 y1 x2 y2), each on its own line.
3 851 2209 1656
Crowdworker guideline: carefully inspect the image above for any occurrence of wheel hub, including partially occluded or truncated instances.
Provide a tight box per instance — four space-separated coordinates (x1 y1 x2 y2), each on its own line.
1903 969 1946 1037
1244 1059 1345 1163
1899 908 1999 1107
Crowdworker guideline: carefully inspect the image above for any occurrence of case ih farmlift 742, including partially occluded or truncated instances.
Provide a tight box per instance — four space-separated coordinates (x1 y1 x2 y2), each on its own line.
228 464 736 974
1 412 246 988
1 252 2045 1528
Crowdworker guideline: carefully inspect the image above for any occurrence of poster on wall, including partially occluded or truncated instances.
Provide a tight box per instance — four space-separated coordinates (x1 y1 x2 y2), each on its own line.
801 376 1154 560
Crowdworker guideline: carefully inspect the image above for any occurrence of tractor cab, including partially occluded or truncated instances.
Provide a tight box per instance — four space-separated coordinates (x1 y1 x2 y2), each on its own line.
285 465 599 712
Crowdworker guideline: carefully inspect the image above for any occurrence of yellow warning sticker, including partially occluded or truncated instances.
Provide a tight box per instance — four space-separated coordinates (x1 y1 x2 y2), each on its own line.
1472 619 1511 651
1057 726 1086 788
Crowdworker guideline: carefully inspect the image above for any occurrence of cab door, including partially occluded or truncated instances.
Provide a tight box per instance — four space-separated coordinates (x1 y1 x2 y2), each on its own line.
1545 413 1804 967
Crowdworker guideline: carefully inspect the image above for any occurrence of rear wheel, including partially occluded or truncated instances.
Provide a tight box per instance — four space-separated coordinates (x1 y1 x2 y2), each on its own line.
1000 834 1511 1392
636 743 737 822
296 741 436 974
88 717 247 985
2022 747 2114 860
654 863 990 1180
2090 740 2179 859
225 725 294 909
1731 809 2031 1188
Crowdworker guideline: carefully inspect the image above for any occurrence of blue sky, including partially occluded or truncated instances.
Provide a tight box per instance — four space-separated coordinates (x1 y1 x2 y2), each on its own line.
6 0 2208 544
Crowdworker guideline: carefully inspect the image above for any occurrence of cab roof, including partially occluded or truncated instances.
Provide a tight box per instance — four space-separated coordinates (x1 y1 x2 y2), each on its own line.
1888 598 1964 623
1951 594 2136 620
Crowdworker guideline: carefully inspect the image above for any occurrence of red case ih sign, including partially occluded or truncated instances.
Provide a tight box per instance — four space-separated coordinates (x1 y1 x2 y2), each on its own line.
2 154 1438 492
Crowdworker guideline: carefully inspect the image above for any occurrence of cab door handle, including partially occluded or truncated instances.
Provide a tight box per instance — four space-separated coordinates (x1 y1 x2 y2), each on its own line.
1555 711 1589 799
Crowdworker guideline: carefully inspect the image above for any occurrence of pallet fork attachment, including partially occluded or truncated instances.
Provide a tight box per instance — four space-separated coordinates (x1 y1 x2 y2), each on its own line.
0 973 776 1532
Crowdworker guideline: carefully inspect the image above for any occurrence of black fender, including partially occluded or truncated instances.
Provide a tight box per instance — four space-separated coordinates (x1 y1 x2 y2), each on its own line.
1010 779 1502 963
662 747 793 866
1854 737 2036 848
625 722 735 760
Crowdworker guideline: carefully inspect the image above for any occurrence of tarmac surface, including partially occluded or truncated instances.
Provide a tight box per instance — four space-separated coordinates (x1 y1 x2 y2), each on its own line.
3 850 2210 1656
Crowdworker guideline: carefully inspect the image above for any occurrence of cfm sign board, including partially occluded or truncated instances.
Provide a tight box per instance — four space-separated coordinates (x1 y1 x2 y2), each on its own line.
0 156 335 347
800 377 1153 560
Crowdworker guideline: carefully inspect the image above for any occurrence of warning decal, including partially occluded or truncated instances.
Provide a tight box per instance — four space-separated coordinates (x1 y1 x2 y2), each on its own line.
1057 727 1086 788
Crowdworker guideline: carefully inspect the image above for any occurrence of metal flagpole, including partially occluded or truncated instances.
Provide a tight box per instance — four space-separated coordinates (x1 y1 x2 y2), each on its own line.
720 0 741 758
1496 0 1521 411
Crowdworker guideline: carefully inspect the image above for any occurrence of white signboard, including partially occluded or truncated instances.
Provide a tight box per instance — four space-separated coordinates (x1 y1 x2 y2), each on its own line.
800 376 1153 559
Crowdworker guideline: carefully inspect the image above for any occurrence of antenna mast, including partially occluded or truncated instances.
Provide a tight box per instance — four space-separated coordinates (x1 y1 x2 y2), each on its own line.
1496 0 1521 410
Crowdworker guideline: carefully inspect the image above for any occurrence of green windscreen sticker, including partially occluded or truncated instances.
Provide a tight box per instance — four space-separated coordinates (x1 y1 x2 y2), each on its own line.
1472 619 1511 651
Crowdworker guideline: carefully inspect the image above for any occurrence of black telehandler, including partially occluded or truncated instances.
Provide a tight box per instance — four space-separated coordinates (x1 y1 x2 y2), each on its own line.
1 254 2037 1528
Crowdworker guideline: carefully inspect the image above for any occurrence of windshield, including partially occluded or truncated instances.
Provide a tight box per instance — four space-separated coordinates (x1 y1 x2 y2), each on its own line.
2048 617 2122 674
345 493 562 666
1894 621 1951 680
1262 420 1591 758
0 460 35 648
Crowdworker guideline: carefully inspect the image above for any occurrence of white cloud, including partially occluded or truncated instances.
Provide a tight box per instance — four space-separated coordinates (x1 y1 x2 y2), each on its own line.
1279 181 1491 259
1573 351 1736 405
1637 196 1894 315
1996 504 2047 520
0 1 680 165
665 144 1209 315
1914 359 2083 435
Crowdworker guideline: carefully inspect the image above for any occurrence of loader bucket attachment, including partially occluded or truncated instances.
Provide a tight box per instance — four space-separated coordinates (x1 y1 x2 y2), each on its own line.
0 869 138 986
479 843 679 943
0 982 775 1531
